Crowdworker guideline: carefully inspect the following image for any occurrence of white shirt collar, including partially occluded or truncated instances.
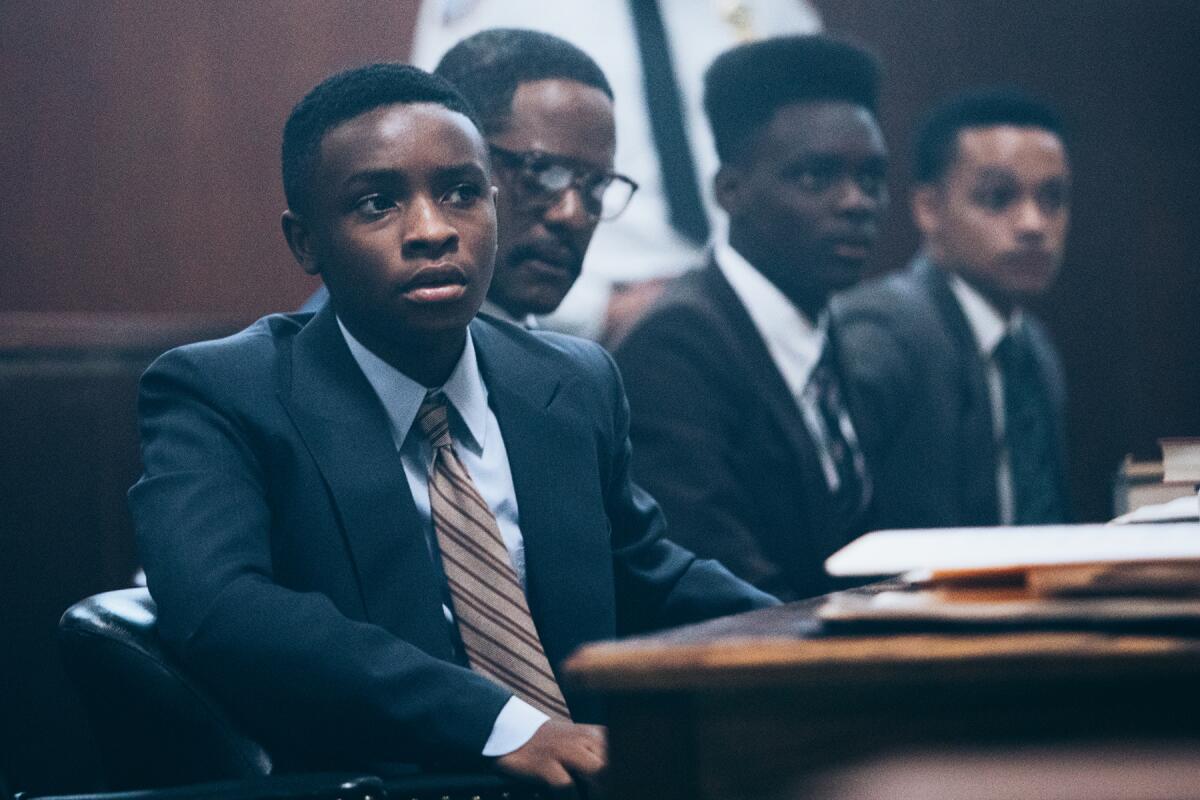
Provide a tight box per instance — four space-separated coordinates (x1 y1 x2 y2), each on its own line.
479 298 538 330
713 237 827 396
947 274 1023 357
336 317 490 454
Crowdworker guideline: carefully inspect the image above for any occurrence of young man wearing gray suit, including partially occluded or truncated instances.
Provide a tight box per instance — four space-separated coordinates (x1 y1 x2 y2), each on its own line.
836 88 1072 529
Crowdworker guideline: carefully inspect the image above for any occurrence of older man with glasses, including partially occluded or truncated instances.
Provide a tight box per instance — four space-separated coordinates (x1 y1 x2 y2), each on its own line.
435 28 636 329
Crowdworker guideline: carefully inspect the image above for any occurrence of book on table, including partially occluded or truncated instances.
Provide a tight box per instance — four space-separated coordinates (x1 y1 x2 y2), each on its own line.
1160 437 1200 484
1111 437 1200 524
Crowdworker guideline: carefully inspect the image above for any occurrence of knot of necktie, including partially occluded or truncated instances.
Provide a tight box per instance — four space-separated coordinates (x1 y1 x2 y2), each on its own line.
994 325 1035 374
417 393 453 450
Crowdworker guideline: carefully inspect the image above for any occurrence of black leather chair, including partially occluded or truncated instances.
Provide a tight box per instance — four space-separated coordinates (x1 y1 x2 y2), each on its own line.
58 589 540 800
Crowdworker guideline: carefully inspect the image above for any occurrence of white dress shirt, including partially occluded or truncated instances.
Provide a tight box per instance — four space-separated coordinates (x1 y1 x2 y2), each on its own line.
478 298 537 330
713 239 850 492
337 319 549 756
948 274 1026 526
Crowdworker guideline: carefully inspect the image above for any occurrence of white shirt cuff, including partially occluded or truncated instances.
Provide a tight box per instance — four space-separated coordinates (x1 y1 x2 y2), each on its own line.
481 696 551 757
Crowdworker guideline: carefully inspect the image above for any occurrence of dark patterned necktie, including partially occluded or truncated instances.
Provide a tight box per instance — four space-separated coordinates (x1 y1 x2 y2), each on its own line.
803 347 871 530
994 326 1065 524
417 392 571 719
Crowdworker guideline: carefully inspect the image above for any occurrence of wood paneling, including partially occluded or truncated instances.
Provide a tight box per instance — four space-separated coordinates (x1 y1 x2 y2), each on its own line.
0 314 244 793
0 1 419 317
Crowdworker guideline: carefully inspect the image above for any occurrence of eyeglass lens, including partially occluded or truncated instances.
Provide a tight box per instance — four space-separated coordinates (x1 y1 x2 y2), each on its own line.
524 161 635 220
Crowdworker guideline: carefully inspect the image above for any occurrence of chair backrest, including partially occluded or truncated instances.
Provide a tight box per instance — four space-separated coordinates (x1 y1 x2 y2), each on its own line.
57 588 273 790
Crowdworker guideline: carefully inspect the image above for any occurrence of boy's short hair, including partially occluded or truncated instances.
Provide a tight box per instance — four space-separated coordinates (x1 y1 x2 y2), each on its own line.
282 63 479 216
914 87 1065 183
704 35 881 164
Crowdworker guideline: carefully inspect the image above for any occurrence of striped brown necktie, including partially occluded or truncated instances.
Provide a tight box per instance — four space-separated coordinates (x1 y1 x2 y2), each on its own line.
417 392 571 720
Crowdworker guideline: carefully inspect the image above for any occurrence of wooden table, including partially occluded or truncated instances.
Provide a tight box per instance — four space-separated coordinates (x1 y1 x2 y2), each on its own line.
564 593 1200 800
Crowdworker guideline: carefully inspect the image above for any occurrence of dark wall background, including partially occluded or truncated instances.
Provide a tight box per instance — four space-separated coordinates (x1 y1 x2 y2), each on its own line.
0 0 1197 792
0 0 420 317
820 1 1200 522
0 315 244 792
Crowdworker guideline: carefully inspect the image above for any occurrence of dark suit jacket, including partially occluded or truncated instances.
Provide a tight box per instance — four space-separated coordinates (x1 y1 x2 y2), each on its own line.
613 261 869 602
833 256 1069 529
129 305 773 771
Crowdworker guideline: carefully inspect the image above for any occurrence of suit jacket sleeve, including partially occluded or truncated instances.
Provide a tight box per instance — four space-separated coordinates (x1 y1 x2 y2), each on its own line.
586 342 779 632
832 299 919 470
130 344 511 767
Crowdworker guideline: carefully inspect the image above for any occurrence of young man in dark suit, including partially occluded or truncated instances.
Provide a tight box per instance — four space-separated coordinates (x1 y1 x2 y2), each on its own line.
614 36 889 601
130 63 774 792
836 89 1071 529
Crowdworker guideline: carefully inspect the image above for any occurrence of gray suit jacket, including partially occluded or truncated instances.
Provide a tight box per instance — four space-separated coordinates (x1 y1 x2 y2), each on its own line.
833 257 1068 529
129 306 774 771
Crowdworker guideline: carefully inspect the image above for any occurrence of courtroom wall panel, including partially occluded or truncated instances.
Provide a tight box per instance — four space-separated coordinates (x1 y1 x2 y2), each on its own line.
0 314 245 793
0 1 418 317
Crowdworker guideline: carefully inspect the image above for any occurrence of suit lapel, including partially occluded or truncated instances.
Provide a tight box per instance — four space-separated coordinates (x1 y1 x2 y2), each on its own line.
278 306 451 654
701 261 818 468
470 320 613 671
701 261 846 556
914 258 1001 523
915 257 982 371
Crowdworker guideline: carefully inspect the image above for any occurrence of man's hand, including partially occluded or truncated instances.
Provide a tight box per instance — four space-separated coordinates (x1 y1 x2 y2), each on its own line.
494 720 607 796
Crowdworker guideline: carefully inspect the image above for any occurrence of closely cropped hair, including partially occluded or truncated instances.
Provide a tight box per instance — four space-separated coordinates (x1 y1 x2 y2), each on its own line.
281 63 479 217
704 35 880 163
915 87 1065 183
434 28 612 136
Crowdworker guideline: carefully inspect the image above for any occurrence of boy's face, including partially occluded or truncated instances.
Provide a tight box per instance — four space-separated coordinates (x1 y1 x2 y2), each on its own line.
914 125 1070 309
285 102 497 344
717 100 888 316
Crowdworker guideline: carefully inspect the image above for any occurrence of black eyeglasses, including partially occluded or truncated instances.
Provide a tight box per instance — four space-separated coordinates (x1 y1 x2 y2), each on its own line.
488 144 639 221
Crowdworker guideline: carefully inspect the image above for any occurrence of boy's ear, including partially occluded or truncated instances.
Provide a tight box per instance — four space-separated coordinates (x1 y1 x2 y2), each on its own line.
281 210 320 275
910 183 942 240
713 163 743 218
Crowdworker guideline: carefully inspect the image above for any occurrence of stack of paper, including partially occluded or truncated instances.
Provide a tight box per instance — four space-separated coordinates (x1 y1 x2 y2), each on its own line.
1110 495 1198 525
820 523 1200 629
